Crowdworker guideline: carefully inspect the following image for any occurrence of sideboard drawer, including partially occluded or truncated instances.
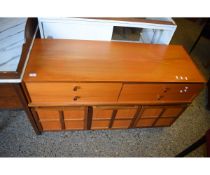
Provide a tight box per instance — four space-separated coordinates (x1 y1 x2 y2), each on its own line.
118 84 164 102
160 84 203 102
118 83 203 103
26 83 122 104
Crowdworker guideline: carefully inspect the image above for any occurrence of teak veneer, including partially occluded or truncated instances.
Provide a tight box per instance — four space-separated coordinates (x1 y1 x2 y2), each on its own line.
23 39 206 133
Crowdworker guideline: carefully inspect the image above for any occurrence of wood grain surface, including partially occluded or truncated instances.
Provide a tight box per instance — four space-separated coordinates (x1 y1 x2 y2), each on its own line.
24 39 206 83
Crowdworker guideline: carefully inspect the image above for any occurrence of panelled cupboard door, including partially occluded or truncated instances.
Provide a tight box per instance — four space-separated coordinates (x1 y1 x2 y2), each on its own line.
35 108 62 131
134 104 186 128
26 82 122 104
35 107 87 131
92 106 113 129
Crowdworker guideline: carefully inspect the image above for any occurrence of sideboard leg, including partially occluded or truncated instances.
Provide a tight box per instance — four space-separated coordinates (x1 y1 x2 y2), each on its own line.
14 84 41 135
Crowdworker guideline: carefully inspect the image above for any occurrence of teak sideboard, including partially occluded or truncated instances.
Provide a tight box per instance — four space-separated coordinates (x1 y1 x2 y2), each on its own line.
23 39 206 133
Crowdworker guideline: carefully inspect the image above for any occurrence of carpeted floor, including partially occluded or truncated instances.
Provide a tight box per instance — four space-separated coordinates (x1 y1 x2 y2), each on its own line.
0 18 210 157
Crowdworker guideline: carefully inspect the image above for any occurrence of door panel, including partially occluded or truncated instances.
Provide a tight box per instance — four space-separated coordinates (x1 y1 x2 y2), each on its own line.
36 109 60 120
92 107 113 119
115 107 138 119
40 120 61 131
162 106 185 118
155 118 176 127
112 120 132 129
63 107 86 120
91 120 110 129
136 118 156 127
141 107 163 118
65 120 84 130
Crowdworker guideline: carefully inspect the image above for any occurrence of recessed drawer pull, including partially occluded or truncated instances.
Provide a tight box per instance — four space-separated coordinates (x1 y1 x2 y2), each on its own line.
163 87 170 93
157 95 164 100
73 86 80 91
73 96 80 101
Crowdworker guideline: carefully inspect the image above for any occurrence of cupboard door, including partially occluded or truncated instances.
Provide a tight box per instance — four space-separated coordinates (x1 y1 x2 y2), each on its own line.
63 107 87 130
35 107 87 131
134 104 186 128
35 108 62 131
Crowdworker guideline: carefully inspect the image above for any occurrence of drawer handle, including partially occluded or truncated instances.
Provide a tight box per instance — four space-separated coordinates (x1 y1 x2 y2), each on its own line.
73 86 80 91
157 95 164 100
163 87 170 93
73 96 80 101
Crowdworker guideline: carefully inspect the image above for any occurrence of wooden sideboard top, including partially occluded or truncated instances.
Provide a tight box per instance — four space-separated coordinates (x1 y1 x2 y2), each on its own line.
24 39 206 83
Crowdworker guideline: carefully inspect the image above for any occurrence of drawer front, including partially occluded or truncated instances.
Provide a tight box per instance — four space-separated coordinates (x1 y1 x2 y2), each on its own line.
118 83 203 103
118 84 163 102
26 83 122 104
160 84 203 102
